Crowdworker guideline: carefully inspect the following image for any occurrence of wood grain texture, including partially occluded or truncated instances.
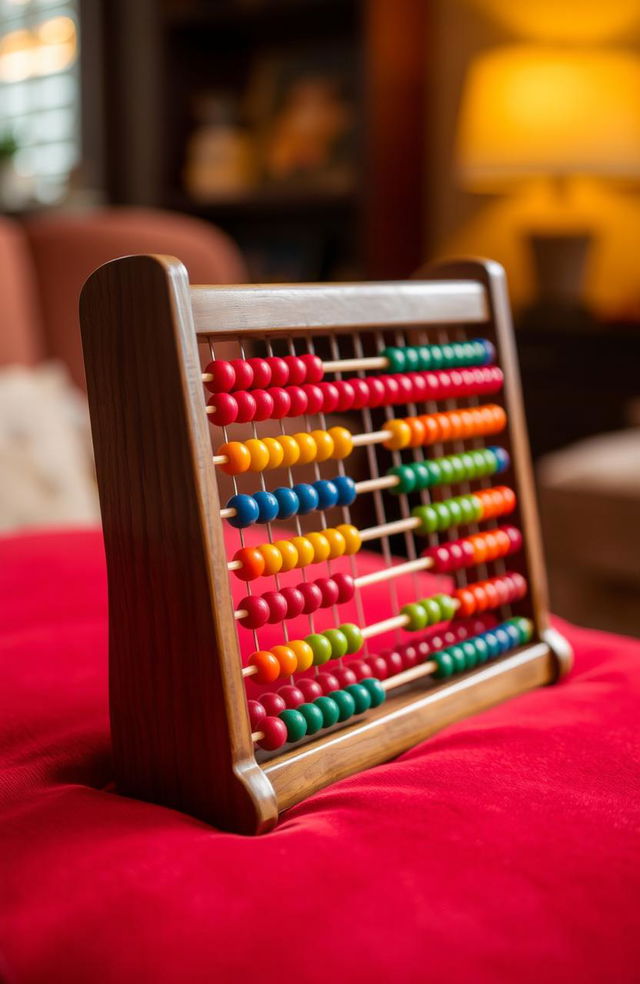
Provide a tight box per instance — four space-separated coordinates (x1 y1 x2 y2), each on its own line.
80 254 277 833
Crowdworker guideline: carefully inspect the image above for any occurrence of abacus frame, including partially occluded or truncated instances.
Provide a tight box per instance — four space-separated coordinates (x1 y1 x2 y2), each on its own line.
80 254 572 835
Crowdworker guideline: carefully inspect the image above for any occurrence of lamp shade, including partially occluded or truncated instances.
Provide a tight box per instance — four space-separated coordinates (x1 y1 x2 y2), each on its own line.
456 46 640 190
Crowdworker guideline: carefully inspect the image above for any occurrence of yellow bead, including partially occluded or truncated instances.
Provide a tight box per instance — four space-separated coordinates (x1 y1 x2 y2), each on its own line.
218 441 251 476
258 542 283 576
246 438 270 472
279 434 301 468
288 639 314 673
328 426 353 460
290 535 315 568
293 432 317 465
323 527 346 559
310 429 334 463
382 419 412 451
306 531 331 563
336 523 361 555
262 437 284 470
275 539 298 572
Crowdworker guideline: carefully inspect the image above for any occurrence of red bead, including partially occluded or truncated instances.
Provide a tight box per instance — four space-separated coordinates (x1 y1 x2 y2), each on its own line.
350 377 370 410
251 389 274 422
401 644 419 668
493 577 511 606
348 659 373 680
284 355 307 386
208 392 238 427
334 667 358 687
454 624 469 640
364 376 386 408
299 353 324 383
299 581 323 614
234 390 257 423
416 640 431 659
285 385 308 417
204 360 236 393
425 543 451 572
247 699 266 729
278 684 306 709
246 357 271 388
229 358 254 390
261 590 289 624
318 381 340 414
423 372 442 399
430 635 444 652
238 595 271 630
483 582 501 610
296 678 323 701
334 380 355 412
443 631 457 646
267 356 289 387
383 650 404 676
408 373 427 402
380 375 400 405
366 655 388 679
506 526 523 553
510 572 527 599
302 383 324 415
270 386 291 419
395 375 414 403
280 586 305 620
332 572 355 604
260 692 287 716
316 671 341 695
315 576 340 608
258 716 288 751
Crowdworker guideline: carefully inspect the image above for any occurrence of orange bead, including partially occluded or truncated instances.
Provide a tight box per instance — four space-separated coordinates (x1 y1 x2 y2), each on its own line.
293 432 317 465
279 434 301 468
454 587 476 618
336 523 361 555
471 582 489 612
249 650 280 683
275 539 299 572
383 419 412 451
246 438 270 472
477 406 495 433
306 531 331 563
470 535 489 564
406 417 427 448
290 536 315 568
328 426 353 460
262 437 284 470
271 644 298 677
447 411 464 440
310 429 334 462
218 441 251 476
458 409 475 438
288 639 314 673
421 415 440 445
233 546 265 581
500 486 516 514
258 543 283 576
482 532 499 561
491 405 507 431
434 413 452 442
493 529 511 556
323 527 346 559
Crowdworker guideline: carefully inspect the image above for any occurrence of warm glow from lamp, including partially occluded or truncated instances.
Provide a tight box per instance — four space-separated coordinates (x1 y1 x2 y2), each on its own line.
466 0 640 44
457 47 640 191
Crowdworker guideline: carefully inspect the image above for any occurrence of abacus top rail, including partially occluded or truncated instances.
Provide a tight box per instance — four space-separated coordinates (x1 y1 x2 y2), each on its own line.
190 281 489 335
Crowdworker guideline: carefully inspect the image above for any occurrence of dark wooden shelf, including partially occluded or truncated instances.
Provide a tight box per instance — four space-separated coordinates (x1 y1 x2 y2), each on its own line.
167 186 358 219
164 0 358 31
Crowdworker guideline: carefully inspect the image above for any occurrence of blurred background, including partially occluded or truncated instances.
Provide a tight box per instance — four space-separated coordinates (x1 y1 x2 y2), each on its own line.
0 0 639 635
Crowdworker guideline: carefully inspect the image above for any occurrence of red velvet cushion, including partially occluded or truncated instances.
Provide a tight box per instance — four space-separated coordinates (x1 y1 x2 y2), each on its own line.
1 530 639 984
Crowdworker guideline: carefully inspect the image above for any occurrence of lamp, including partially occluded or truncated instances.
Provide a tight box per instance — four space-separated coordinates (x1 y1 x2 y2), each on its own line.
456 46 640 308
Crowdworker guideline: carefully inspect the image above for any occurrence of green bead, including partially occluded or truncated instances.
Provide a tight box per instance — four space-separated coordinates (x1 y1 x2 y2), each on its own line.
314 695 340 727
340 623 364 654
469 494 483 521
434 650 454 678
361 677 386 707
323 628 348 660
472 339 486 363
382 346 405 373
412 504 438 535
457 496 477 525
331 689 356 722
417 345 432 370
404 347 421 371
461 640 478 669
430 346 444 370
463 341 478 365
436 458 454 485
441 343 456 366
512 617 533 645
449 645 466 674
446 500 462 526
424 460 441 486
279 708 307 743
402 602 428 631
471 449 488 474
305 633 333 665
473 637 489 664
449 455 466 483
460 452 477 479
390 464 417 494
433 501 451 531
345 683 372 714
435 593 457 621
422 596 443 626
298 702 325 735
411 461 431 491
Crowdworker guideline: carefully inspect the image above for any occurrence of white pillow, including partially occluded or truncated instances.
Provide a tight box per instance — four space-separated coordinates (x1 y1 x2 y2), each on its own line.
0 362 100 532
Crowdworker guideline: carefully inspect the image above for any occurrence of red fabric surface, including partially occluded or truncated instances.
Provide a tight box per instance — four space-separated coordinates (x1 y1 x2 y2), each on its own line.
1 529 639 984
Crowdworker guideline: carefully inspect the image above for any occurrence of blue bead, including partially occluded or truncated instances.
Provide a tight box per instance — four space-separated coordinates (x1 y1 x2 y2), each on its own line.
226 493 259 529
292 483 319 515
477 338 496 365
504 623 521 649
273 486 299 519
488 446 510 473
482 631 501 659
313 478 339 510
332 475 357 507
494 627 511 653
253 489 279 524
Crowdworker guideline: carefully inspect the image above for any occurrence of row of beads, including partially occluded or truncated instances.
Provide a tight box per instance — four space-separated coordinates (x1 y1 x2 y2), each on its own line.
422 525 522 572
232 524 361 581
454 571 527 617
217 427 353 476
238 574 355 630
411 486 516 535
248 622 364 683
390 446 509 495
384 403 506 450
433 617 533 678
226 476 357 529
400 593 458 631
207 366 504 426
251 677 386 751
368 615 498 678
382 340 495 373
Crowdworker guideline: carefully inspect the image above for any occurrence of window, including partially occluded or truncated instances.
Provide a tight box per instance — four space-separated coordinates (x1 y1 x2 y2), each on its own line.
0 0 79 205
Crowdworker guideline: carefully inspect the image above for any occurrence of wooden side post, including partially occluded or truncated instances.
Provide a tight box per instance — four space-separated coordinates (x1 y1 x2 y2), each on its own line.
80 254 278 833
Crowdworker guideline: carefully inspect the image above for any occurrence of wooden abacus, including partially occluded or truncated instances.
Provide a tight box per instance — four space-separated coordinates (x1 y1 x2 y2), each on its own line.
80 255 572 835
